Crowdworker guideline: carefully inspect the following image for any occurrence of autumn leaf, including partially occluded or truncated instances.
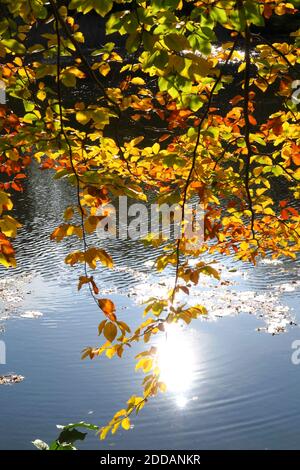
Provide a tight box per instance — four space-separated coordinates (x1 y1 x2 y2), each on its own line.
98 299 117 322
121 418 131 431
2 0 300 446
103 321 118 343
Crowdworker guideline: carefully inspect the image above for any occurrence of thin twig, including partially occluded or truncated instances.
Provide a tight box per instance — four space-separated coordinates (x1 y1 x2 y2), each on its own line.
52 5 98 307
171 39 238 303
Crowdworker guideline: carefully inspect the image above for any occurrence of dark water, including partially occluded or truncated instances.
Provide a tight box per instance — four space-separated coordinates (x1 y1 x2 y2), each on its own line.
0 164 300 450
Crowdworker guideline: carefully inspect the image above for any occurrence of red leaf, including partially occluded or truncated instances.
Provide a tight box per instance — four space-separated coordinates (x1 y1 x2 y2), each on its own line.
281 209 289 220
279 200 288 208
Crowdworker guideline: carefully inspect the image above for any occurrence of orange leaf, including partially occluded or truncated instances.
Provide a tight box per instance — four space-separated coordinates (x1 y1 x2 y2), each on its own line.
91 278 99 295
249 115 257 126
98 298 117 322
159 133 171 142
292 154 300 166
230 95 243 106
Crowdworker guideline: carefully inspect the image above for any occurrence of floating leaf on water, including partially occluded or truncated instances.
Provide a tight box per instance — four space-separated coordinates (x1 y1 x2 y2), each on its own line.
0 374 24 385
20 311 43 319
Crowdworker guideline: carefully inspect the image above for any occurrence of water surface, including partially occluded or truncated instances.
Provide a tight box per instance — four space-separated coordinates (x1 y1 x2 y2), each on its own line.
0 165 300 450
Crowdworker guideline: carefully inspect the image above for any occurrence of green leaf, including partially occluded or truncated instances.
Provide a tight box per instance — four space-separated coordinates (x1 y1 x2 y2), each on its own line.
1 39 26 55
69 0 113 17
244 1 265 26
61 421 98 431
164 33 190 52
126 32 140 53
210 6 227 24
57 428 87 445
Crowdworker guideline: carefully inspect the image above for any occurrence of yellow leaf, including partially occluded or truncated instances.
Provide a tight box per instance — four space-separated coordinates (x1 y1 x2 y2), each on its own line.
97 248 113 268
65 250 82 266
37 89 46 101
131 77 145 86
6 149 19 161
0 191 13 214
76 110 91 125
84 247 113 269
152 143 160 154
106 346 117 358
99 426 110 440
111 421 121 434
0 215 21 238
238 62 246 73
99 63 110 77
257 188 267 196
121 417 131 430
136 357 153 373
0 254 16 268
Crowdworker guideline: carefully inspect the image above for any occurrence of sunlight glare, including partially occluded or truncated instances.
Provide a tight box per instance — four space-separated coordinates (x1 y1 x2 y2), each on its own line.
157 323 195 407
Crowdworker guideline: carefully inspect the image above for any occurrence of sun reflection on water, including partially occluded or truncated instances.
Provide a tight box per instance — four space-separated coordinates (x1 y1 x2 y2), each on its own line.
157 323 195 408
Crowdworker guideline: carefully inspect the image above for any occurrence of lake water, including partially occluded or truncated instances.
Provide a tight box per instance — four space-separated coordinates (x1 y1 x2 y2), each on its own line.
0 162 300 450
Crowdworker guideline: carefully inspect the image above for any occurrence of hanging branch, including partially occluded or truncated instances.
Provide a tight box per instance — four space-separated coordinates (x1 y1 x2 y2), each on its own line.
48 0 136 177
171 38 238 303
243 22 257 242
251 33 299 73
52 5 99 307
48 0 120 114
